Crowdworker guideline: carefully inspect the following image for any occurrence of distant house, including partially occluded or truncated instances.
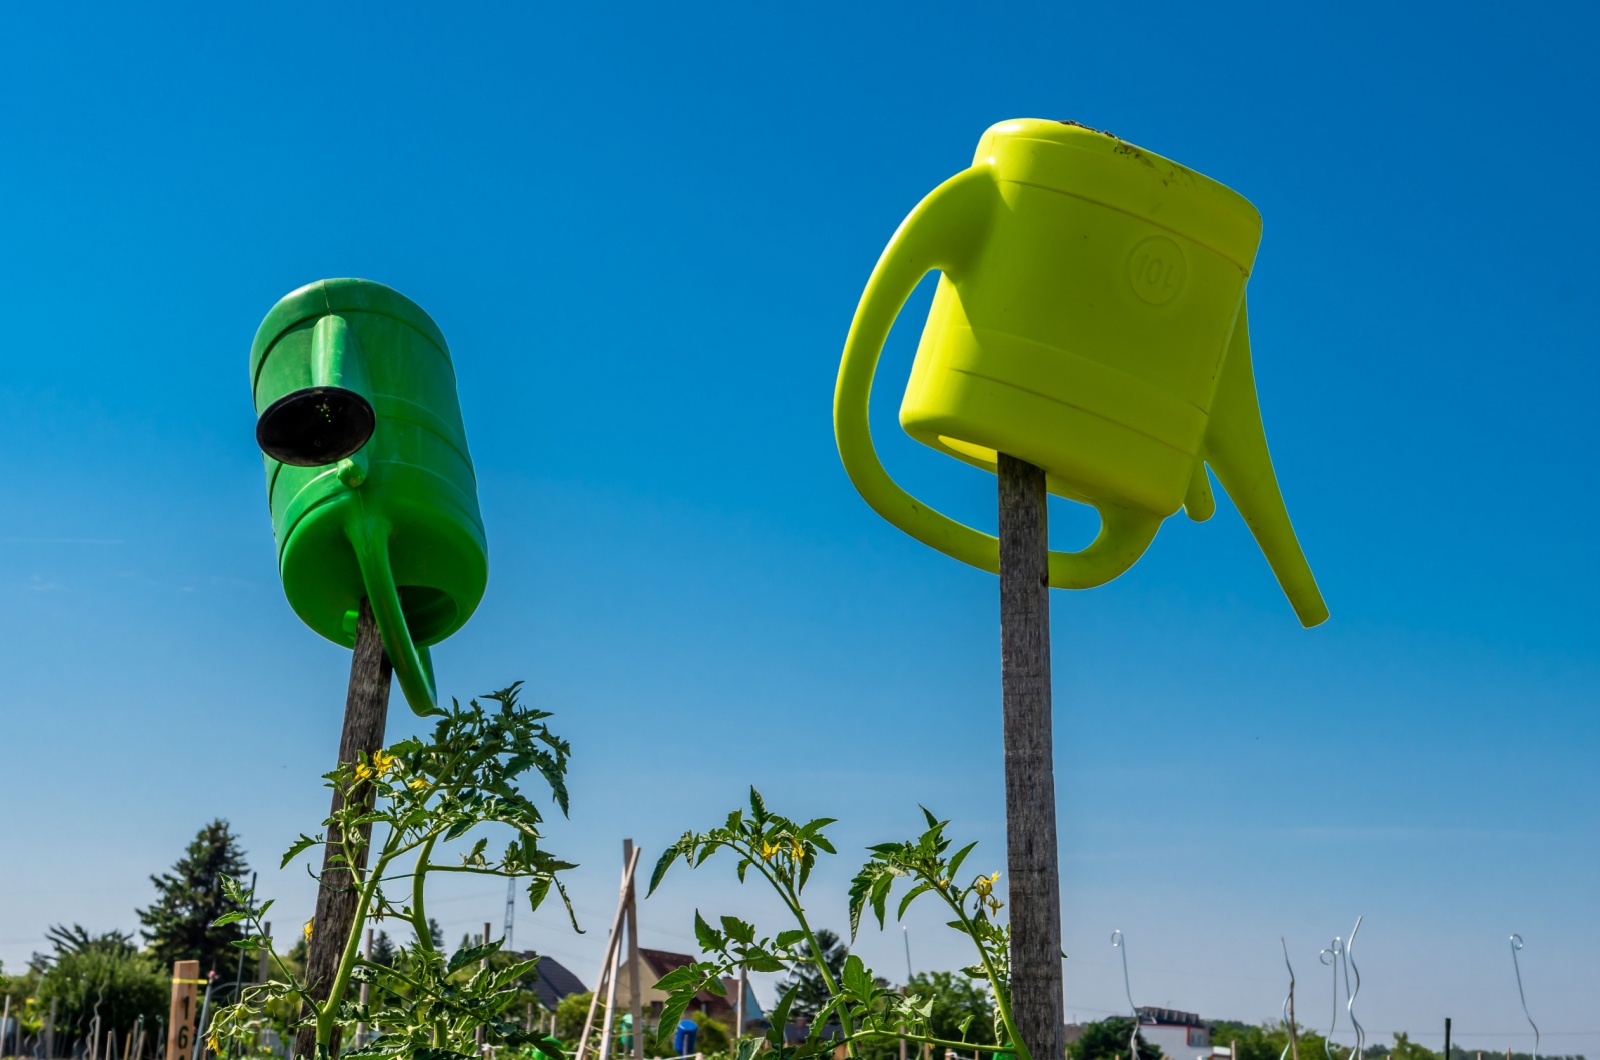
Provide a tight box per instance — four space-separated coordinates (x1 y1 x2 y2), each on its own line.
614 948 766 1034
1135 1008 1211 1060
523 953 588 1012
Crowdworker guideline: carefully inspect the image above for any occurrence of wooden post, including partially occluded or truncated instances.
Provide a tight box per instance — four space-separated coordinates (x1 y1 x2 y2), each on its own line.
575 846 641 1060
46 997 57 1059
167 961 201 1060
624 840 643 1060
294 600 393 1060
996 454 1064 1060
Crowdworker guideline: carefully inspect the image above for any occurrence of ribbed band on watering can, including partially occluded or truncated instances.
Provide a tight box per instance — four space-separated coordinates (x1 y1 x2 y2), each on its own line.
834 118 1327 627
250 278 488 715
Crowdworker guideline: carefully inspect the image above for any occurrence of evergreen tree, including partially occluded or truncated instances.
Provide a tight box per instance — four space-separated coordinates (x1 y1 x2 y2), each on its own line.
136 820 251 973
370 930 397 967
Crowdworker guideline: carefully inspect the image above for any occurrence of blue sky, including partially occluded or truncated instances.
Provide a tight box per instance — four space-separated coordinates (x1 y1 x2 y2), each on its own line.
1 0 1595 1054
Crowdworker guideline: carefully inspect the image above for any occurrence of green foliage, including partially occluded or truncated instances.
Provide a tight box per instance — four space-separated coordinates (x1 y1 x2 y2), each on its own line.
649 792 1024 1060
905 971 996 1060
137 819 251 973
34 928 166 1045
1389 1033 1437 1060
0 962 45 1036
208 683 577 1060
1208 1019 1328 1060
553 991 592 1041
690 1012 731 1056
1065 1018 1161 1060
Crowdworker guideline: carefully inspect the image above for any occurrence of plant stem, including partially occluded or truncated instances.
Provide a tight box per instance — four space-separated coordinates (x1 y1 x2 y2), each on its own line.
940 891 1024 1060
741 843 856 1058
317 847 396 1050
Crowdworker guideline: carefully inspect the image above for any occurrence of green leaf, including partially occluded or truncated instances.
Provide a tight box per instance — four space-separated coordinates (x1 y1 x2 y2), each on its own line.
211 911 248 927
446 940 501 974
947 841 979 882
720 916 755 945
841 954 874 1000
693 910 721 952
896 881 933 920
648 839 686 896
774 929 806 949
280 834 319 869
766 983 801 1047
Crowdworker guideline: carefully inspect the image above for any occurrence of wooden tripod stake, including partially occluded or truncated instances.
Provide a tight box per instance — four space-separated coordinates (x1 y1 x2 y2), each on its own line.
294 601 393 1060
575 845 642 1060
996 455 1065 1060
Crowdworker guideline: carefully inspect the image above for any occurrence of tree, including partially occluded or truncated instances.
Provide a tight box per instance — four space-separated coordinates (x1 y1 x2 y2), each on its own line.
775 929 849 1020
1208 1020 1333 1060
137 820 251 973
1067 1018 1162 1060
905 971 997 1059
689 1011 730 1055
34 926 166 1046
1390 1033 1438 1060
370 931 397 968
554 991 593 1041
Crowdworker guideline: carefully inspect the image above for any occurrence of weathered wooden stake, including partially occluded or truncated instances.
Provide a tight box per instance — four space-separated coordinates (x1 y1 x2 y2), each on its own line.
624 840 642 1060
996 454 1065 1060
294 600 393 1060
166 961 200 1060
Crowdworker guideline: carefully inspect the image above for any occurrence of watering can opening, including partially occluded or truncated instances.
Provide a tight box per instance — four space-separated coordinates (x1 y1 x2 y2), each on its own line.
255 385 375 467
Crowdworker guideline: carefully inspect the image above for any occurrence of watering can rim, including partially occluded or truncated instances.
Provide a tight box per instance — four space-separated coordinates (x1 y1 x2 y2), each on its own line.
977 118 1263 271
249 278 452 384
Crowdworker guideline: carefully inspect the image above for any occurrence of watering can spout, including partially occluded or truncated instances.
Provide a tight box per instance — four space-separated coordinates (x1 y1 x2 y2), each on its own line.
1203 300 1328 627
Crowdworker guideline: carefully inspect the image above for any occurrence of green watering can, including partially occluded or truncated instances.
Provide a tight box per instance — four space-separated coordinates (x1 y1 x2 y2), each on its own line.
250 279 487 715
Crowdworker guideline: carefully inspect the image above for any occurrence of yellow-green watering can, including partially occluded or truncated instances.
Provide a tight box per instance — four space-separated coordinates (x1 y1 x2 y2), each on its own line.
251 279 488 714
834 119 1327 627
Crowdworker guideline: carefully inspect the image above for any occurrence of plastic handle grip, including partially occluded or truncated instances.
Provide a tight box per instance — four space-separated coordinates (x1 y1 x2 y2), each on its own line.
345 509 440 716
833 167 1161 589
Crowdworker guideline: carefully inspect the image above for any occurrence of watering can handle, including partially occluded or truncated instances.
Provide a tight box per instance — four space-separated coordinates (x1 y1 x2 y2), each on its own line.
833 166 1162 589
345 511 440 717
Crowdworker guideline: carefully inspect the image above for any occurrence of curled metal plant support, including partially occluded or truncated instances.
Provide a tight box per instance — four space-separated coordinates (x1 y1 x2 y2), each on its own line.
1342 916 1365 1060
1280 938 1300 1060
1510 934 1540 1060
1318 937 1343 1060
1112 930 1139 1060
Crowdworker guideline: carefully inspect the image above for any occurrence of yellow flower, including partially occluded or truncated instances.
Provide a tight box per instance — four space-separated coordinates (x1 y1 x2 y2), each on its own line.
208 1037 220 1053
409 777 430 791
303 920 314 941
791 839 805 859
986 896 1003 914
372 749 399 777
354 762 374 781
936 878 949 890
974 871 1001 898
760 840 778 860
